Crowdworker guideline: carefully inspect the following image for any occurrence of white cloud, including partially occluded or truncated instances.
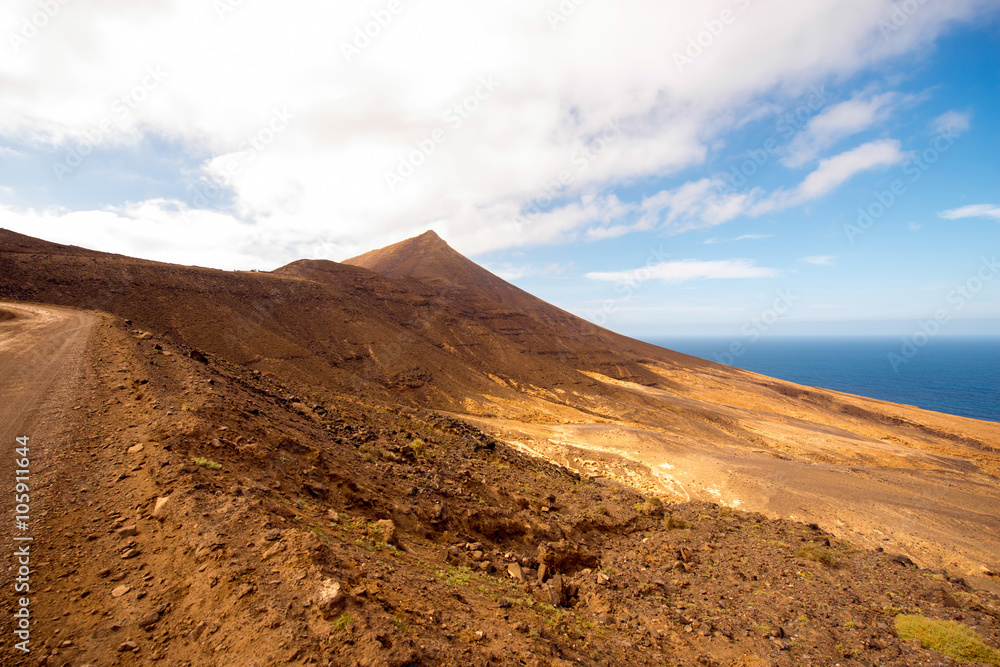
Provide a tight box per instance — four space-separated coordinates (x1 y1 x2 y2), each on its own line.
0 0 993 263
0 200 272 270
787 139 908 202
630 139 908 234
939 204 1000 222
931 110 972 135
586 259 778 284
782 91 904 167
482 263 530 281
703 233 774 244
799 255 836 265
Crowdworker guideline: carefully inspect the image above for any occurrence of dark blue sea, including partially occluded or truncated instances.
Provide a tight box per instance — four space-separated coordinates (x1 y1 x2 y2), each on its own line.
644 337 1000 423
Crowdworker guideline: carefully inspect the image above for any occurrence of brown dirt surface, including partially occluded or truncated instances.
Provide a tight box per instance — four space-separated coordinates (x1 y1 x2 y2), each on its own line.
1 227 1000 666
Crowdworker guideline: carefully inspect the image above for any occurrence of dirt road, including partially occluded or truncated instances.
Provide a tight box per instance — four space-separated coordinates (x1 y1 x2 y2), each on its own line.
0 303 95 615
0 303 94 443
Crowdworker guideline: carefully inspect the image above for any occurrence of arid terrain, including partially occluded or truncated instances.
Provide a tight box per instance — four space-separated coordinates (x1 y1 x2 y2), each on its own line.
1 228 999 666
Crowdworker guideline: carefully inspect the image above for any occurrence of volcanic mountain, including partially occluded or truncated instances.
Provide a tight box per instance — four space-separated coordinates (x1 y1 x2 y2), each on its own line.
2 227 999 582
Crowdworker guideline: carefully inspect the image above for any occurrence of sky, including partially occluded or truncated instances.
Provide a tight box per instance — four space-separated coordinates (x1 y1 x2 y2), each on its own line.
1 0 998 338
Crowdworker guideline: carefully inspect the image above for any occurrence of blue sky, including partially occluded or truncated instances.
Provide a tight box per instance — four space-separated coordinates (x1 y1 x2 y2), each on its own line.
0 1 998 338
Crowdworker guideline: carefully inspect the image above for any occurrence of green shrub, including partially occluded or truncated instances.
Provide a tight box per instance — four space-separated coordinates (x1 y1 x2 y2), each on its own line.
192 457 222 470
664 514 690 530
333 613 354 632
359 444 387 463
634 497 664 516
409 439 428 458
895 615 1000 665
795 543 837 566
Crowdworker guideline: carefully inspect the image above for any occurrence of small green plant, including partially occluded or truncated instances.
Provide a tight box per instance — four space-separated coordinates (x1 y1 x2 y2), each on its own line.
333 613 353 632
634 497 664 515
436 566 473 586
391 616 407 632
895 615 1000 665
795 543 838 567
358 444 388 463
409 439 428 458
664 514 690 530
192 457 222 470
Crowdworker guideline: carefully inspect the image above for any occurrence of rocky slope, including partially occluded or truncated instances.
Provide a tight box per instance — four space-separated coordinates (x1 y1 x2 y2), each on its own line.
5 311 1000 667
1 228 998 584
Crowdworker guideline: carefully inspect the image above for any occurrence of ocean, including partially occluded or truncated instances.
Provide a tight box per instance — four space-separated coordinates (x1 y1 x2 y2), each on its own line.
643 336 1000 423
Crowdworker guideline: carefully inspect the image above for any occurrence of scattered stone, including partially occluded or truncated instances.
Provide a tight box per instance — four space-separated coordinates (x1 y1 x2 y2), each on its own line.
261 542 284 561
121 548 140 560
303 482 329 499
498 598 512 609
151 496 171 521
98 568 112 578
890 554 915 567
507 562 525 582
547 574 568 607
596 572 610 586
327 510 340 523
314 580 346 618
189 349 208 363
127 444 144 455
111 585 130 598
137 612 160 629
116 524 138 538
117 640 138 652
264 529 282 542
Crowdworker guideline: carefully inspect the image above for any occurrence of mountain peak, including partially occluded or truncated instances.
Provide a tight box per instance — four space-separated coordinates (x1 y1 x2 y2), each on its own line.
415 229 443 242
344 230 482 288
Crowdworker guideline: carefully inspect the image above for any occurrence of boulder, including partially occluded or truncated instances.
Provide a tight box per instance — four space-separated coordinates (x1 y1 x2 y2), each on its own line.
314 580 346 618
